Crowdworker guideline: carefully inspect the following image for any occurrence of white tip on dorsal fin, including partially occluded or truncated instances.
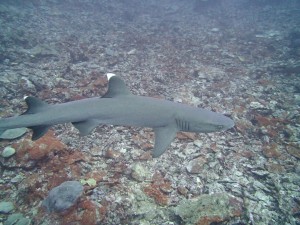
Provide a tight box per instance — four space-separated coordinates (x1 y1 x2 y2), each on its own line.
102 74 132 98
107 73 116 80
24 96 29 100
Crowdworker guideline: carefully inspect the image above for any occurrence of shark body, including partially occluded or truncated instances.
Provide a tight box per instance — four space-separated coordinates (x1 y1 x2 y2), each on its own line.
0 74 234 157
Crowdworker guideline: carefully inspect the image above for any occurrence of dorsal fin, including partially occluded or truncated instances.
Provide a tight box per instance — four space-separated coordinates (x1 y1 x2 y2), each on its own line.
102 73 132 98
22 96 48 115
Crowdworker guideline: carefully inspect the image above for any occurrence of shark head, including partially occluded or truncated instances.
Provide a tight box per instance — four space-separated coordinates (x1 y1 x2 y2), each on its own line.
194 111 234 133
175 106 234 133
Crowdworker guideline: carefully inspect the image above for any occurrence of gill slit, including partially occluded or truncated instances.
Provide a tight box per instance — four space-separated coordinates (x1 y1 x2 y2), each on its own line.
175 118 190 131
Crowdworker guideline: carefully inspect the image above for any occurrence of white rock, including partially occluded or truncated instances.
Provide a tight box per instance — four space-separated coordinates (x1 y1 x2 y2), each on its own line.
193 140 203 148
249 101 267 109
1 146 16 158
127 49 136 55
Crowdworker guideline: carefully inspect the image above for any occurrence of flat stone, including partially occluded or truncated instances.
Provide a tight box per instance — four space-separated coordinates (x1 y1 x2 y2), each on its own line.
4 213 31 225
1 146 16 158
0 201 14 213
0 128 27 140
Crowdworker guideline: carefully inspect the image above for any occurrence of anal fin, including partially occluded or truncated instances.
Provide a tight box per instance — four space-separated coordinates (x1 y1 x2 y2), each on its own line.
153 125 178 158
72 120 100 136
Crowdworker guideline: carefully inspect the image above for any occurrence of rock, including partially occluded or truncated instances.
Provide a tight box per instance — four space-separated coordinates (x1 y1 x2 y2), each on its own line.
1 146 16 158
19 77 36 93
42 181 84 213
127 49 136 55
186 157 207 174
13 131 67 168
143 171 171 206
193 140 203 148
265 162 285 174
4 213 31 225
0 201 14 213
251 169 270 178
262 144 281 158
10 174 25 184
105 148 121 159
211 27 220 32
0 128 27 140
174 193 243 225
129 188 158 222
192 70 207 79
249 101 267 109
286 145 300 159
26 44 58 58
131 163 151 182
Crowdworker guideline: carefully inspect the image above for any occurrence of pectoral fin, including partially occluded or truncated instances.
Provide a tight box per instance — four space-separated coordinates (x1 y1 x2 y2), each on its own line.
72 120 100 136
152 125 178 157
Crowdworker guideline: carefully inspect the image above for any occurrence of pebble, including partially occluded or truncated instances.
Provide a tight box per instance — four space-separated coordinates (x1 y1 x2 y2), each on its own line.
186 157 207 174
211 27 220 32
249 101 267 109
251 170 270 178
0 201 14 214
131 163 151 182
193 140 203 148
1 146 16 158
11 174 25 184
127 49 136 55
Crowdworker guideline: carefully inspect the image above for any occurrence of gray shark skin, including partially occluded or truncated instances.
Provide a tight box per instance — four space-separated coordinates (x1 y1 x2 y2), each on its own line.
0 74 234 157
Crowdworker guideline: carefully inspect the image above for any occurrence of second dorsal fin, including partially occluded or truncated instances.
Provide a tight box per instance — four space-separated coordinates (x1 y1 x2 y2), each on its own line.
102 73 132 98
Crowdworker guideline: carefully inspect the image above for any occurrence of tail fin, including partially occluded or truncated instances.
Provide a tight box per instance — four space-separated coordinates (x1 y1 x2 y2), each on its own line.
0 96 50 141
22 96 51 140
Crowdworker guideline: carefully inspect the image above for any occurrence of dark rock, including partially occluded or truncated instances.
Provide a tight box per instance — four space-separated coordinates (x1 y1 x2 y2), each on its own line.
42 181 84 213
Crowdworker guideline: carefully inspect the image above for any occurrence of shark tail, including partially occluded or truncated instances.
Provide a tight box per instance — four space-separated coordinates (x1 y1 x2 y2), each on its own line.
0 96 51 140
22 96 51 140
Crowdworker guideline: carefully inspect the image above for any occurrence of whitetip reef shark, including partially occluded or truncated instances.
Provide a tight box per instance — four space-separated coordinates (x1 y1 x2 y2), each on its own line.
0 73 234 157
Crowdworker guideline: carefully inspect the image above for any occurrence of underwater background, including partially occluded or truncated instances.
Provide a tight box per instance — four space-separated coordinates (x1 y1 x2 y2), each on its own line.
0 0 300 224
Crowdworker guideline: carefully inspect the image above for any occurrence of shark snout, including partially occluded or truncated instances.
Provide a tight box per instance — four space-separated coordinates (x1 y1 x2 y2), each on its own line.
219 115 235 131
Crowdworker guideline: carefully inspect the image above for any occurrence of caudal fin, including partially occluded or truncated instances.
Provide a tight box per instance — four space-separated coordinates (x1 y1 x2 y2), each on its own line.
0 96 51 141
22 96 51 140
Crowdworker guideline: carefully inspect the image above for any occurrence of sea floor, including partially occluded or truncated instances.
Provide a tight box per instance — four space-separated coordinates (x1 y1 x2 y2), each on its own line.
0 0 300 224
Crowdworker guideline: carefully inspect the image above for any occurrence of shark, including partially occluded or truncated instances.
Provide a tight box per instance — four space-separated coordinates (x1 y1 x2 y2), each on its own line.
0 73 234 157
